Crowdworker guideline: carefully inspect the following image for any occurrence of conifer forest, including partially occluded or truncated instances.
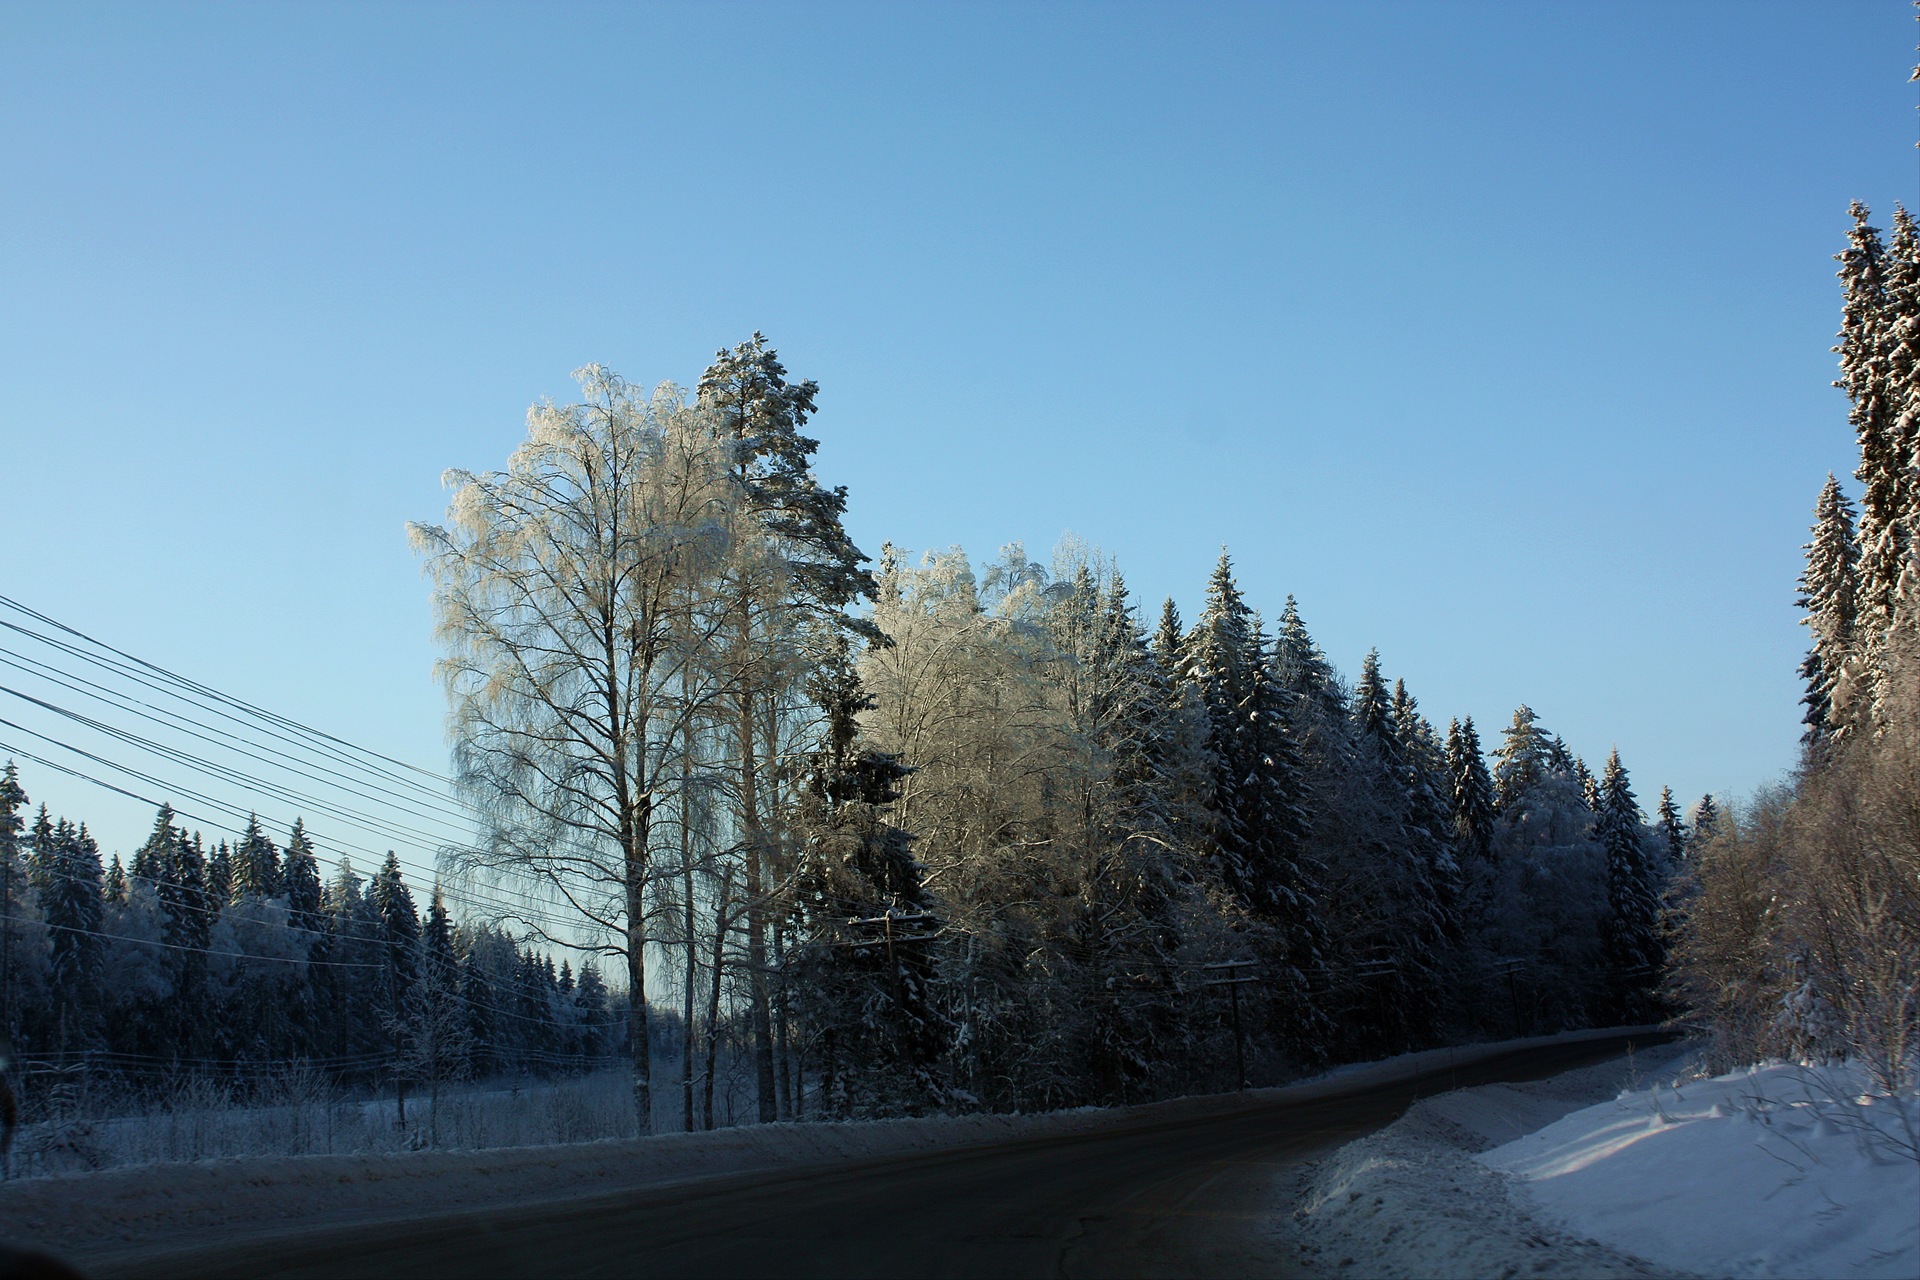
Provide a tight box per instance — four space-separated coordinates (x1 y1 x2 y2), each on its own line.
2 214 1917 1173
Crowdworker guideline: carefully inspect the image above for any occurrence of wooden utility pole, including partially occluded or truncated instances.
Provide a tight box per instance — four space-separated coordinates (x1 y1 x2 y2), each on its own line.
846 911 938 1073
1492 957 1524 1032
1200 960 1257 1090
847 912 938 1010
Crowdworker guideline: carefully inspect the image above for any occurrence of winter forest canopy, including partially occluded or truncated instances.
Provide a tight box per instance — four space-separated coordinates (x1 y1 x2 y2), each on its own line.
3 196 1917 1157
1 335 1692 1149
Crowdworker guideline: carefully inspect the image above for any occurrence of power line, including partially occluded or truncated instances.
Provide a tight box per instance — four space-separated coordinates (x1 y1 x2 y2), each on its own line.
0 644 478 827
0 686 470 852
0 594 755 999
0 736 603 947
0 594 453 787
0 608 691 932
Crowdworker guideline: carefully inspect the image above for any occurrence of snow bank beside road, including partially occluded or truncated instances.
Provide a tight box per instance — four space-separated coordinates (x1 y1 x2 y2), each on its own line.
1283 1048 1690 1279
1488 1062 1920 1280
1286 1045 1920 1280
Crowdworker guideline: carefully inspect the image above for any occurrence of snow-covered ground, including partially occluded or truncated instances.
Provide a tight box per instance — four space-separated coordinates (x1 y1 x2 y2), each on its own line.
0 1027 1650 1268
1284 1045 1920 1280
1490 1061 1920 1280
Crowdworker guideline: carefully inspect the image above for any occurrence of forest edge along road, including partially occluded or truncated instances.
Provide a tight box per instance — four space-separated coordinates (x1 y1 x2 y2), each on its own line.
78 1030 1673 1280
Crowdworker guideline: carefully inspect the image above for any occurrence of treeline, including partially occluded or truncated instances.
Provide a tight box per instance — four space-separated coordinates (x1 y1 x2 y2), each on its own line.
404 336 1689 1133
1670 201 1920 1093
0 784 625 1107
797 542 1691 1114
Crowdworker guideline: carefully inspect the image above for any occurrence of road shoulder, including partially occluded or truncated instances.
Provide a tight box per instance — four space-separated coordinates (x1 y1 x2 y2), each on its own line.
1272 1046 1696 1280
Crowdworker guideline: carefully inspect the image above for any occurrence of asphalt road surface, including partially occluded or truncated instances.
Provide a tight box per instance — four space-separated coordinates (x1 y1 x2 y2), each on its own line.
95 1033 1667 1280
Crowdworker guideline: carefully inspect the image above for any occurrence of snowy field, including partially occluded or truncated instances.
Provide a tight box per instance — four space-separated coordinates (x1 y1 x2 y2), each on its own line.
5 1049 789 1179
0 1027 1650 1268
1284 1045 1920 1280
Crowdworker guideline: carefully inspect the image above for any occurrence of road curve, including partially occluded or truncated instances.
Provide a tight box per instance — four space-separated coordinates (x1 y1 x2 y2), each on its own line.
96 1033 1667 1280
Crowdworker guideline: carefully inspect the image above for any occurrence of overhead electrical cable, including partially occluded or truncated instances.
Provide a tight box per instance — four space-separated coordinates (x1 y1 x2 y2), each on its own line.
0 594 453 785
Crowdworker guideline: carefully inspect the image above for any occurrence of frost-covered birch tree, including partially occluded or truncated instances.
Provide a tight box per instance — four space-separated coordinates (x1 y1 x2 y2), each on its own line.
410 366 736 1132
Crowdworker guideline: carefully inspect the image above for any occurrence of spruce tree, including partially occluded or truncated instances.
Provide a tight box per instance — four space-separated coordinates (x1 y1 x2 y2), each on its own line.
368 852 420 1125
1491 706 1550 812
1574 757 1600 812
462 944 497 1079
400 886 471 1144
40 819 104 1050
1177 556 1325 1059
423 892 463 1034
790 634 939 1113
576 962 610 1060
0 762 26 1040
1184 553 1306 915
1799 474 1862 750
1389 678 1463 1031
1393 682 1461 934
1151 597 1183 674
323 856 382 1063
131 806 211 1051
25 805 53 895
369 853 420 990
1595 749 1660 1020
1243 611 1324 1038
1836 203 1906 637
1273 595 1345 728
1654 786 1687 870
1148 595 1215 874
1446 717 1496 864
156 820 210 956
1885 206 1920 547
1352 650 1394 752
206 840 233 912
283 819 324 932
130 803 175 884
232 815 280 900
1691 794 1720 844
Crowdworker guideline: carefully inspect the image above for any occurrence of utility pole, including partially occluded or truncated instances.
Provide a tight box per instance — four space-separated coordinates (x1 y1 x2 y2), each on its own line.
846 912 939 1011
1492 957 1524 1032
1200 959 1257 1090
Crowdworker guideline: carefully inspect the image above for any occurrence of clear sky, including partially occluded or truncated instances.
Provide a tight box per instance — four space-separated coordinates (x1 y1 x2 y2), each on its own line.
2 1 1915 860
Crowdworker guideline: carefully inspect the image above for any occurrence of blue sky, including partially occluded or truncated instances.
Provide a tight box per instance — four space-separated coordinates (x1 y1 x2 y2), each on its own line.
1 1 1915 858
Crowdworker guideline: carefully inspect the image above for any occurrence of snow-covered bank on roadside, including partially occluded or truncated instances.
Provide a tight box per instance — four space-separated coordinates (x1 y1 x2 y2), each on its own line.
1283 1044 1920 1280
1281 1045 1695 1279
0 1026 1655 1266
1487 1062 1920 1280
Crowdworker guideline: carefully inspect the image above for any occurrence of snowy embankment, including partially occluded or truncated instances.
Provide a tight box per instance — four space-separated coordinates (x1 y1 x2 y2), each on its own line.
1285 1047 1920 1280
3 1027 1644 1266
